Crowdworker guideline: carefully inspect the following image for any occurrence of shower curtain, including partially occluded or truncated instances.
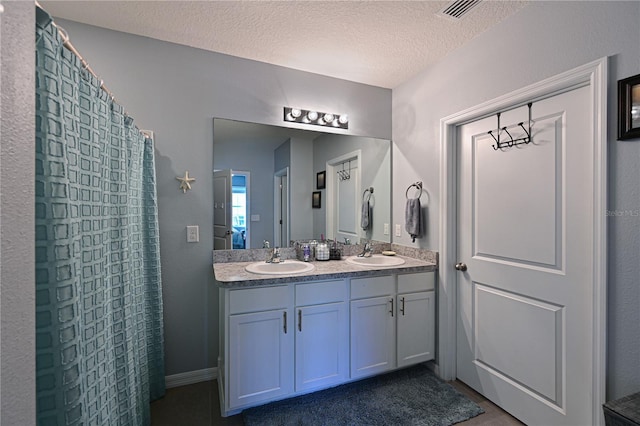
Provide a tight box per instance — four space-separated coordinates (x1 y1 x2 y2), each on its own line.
35 8 165 425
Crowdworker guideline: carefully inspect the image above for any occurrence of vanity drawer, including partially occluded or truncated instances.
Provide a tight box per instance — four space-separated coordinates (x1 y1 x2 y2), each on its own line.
397 272 435 294
229 285 289 314
350 276 395 299
295 280 346 306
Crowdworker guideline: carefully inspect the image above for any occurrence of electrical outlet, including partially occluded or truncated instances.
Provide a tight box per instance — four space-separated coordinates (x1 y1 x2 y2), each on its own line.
186 225 199 243
395 224 402 237
383 223 389 235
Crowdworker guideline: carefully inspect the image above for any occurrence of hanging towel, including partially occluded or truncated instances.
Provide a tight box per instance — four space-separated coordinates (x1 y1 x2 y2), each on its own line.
405 198 421 242
361 200 370 230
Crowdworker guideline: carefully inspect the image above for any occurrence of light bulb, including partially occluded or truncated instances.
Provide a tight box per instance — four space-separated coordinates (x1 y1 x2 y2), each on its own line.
290 108 302 118
323 113 334 123
338 114 349 124
307 111 318 121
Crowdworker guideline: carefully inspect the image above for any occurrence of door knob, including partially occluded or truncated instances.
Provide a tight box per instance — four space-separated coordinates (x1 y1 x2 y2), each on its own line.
455 262 468 271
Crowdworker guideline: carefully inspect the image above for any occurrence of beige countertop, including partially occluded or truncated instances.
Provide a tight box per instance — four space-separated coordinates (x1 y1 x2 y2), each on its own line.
214 255 437 288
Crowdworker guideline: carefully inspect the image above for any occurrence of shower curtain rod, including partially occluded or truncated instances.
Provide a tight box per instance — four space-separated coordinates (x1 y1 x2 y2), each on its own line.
36 2 117 102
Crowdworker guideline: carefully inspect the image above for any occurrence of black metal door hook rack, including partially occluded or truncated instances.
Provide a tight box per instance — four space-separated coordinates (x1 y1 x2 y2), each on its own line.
338 160 351 181
488 102 533 150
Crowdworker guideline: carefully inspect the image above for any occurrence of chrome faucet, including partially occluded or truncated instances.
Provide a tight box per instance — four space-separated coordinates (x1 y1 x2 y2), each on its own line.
358 241 373 258
263 240 270 248
266 247 283 263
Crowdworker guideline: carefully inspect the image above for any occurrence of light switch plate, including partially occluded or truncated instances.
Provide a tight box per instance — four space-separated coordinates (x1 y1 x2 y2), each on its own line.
383 223 389 235
187 225 199 243
250 214 260 222
395 224 402 237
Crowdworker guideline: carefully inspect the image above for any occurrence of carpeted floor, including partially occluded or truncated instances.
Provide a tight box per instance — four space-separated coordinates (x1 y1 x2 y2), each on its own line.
242 363 483 426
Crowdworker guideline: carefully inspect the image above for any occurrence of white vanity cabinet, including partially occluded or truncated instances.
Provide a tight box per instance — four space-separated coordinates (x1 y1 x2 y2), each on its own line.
225 286 294 409
221 279 348 413
350 272 435 379
294 280 349 392
396 272 436 367
350 276 397 378
219 270 435 416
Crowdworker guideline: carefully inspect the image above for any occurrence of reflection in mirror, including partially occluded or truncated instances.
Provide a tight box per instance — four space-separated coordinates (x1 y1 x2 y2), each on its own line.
212 169 252 249
213 118 391 249
231 172 249 249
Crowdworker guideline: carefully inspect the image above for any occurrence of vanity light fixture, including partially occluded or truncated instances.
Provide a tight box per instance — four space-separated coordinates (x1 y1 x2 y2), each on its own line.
323 113 334 123
284 107 349 129
306 110 319 122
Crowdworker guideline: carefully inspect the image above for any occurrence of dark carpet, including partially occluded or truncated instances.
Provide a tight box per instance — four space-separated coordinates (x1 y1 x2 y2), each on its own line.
242 363 484 426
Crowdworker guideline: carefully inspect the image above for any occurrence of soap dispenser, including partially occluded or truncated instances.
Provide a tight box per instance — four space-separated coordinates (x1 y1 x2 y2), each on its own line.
315 241 330 261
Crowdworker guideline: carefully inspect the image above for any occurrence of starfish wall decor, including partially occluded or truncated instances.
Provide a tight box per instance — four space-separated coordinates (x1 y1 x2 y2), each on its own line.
176 171 196 193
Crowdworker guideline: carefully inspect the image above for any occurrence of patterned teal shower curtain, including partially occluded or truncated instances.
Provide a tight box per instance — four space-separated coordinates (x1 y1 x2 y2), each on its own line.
35 8 165 425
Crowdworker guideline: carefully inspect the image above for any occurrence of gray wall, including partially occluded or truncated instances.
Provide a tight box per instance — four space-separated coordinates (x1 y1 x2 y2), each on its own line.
54 18 391 376
274 139 291 174
392 1 640 400
0 2 35 424
289 137 314 241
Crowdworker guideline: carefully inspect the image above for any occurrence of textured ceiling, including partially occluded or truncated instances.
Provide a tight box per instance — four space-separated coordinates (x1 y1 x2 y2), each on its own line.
40 1 528 89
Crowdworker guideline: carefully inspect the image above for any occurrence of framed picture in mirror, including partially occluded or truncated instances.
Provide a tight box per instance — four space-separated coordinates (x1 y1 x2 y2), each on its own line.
316 171 326 189
312 191 321 208
618 73 640 140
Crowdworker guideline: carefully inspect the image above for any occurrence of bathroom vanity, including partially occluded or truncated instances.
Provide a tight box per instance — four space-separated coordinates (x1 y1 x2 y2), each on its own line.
214 253 436 416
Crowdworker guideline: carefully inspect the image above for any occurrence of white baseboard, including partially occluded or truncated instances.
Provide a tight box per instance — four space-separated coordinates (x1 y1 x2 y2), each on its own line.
165 367 218 389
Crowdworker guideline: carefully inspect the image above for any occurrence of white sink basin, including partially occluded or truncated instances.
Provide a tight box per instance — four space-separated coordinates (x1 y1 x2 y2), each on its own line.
245 260 315 275
345 255 406 267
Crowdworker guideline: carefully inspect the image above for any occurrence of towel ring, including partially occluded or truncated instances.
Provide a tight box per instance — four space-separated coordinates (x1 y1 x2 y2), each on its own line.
363 187 374 202
405 182 423 200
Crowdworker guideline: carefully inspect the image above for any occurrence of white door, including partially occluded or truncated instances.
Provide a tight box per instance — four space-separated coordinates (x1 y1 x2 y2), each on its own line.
228 309 293 409
456 85 595 425
397 291 435 368
326 152 361 242
333 162 360 243
295 302 348 392
213 170 232 250
350 296 395 379
274 168 289 247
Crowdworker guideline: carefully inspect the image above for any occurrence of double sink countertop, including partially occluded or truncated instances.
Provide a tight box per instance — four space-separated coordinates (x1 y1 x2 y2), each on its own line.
213 244 438 288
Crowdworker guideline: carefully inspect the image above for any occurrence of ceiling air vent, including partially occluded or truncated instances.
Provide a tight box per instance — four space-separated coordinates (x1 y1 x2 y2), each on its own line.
438 0 482 20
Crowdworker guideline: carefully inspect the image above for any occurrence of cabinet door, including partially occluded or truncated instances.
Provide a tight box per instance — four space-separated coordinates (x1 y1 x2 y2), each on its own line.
228 309 293 409
350 296 396 379
397 291 435 368
295 302 348 392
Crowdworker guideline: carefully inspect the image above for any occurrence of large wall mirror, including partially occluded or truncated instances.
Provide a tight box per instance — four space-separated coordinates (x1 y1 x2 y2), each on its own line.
213 118 391 249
